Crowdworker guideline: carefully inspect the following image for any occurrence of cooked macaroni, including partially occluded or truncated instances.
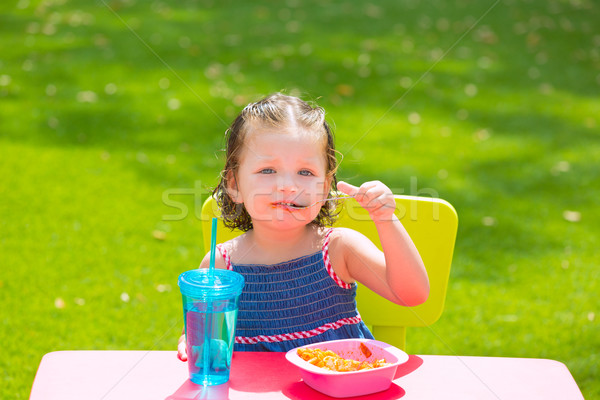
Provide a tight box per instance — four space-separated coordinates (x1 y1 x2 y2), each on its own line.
297 345 390 372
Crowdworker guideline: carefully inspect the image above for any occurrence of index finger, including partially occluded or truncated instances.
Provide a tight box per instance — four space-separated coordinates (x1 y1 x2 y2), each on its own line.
337 181 360 196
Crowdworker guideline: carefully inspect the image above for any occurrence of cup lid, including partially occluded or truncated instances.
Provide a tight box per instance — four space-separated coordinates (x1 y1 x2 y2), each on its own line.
178 269 244 299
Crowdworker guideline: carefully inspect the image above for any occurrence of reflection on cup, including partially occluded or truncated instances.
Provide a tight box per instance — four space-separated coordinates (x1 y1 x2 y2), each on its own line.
179 269 244 386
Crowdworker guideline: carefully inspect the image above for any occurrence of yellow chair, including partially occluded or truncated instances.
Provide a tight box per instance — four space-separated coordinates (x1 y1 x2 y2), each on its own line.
200 195 458 351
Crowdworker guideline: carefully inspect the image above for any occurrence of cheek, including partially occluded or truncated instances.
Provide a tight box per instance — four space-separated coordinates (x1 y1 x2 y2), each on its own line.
320 177 333 196
301 181 327 200
291 206 322 223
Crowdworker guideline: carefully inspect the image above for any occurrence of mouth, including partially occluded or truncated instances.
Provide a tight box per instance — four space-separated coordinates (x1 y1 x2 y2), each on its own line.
272 201 306 210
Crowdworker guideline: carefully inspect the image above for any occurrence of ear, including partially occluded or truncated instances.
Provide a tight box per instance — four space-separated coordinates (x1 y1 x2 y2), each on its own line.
225 170 242 203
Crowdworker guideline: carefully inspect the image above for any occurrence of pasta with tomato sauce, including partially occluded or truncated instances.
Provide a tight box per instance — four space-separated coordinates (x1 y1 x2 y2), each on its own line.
297 344 390 372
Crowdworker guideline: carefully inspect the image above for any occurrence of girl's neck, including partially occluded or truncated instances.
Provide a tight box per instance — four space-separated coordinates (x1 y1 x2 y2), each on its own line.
245 224 321 263
252 223 313 249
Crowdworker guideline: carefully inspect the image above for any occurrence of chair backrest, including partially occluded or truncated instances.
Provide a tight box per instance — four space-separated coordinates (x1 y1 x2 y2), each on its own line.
200 195 458 350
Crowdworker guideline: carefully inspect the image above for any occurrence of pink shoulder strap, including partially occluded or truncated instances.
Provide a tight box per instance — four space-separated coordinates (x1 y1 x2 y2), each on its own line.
322 228 352 289
215 244 233 271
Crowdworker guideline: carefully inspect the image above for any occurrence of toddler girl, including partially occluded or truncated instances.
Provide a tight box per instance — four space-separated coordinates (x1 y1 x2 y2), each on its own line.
178 93 428 357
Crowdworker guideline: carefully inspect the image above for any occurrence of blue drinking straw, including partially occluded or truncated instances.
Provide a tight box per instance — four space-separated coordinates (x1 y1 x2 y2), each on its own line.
209 217 217 280
203 217 218 383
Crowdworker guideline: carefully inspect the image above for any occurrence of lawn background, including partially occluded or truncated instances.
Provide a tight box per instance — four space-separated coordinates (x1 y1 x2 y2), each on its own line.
1 0 598 398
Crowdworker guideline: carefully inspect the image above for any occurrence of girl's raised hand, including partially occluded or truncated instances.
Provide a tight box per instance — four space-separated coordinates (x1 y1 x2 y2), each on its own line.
337 181 396 222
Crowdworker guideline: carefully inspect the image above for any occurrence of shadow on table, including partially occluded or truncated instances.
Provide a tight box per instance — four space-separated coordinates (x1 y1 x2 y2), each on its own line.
164 359 299 399
165 379 230 400
283 381 406 400
395 355 423 379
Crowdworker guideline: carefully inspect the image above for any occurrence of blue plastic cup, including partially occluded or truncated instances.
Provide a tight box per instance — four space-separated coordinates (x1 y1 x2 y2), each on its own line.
178 269 244 386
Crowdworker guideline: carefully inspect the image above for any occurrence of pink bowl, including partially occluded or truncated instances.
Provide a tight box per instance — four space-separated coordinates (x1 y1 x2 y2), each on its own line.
285 339 409 398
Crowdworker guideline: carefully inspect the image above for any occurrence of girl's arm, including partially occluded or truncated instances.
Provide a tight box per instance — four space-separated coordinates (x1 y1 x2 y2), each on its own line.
336 180 429 306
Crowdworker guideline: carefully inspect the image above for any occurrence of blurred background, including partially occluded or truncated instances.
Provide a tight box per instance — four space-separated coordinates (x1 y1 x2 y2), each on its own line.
1 0 598 398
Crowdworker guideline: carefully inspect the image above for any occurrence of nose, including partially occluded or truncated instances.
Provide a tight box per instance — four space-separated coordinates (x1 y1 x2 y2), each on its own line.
276 172 298 194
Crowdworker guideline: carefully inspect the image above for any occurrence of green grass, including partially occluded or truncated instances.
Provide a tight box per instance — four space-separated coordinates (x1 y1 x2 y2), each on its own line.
1 0 598 398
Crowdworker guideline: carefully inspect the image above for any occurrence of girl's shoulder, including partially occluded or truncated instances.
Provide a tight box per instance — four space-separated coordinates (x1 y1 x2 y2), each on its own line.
326 226 371 249
325 226 371 262
326 227 383 285
324 227 365 284
216 233 247 250
326 226 379 263
201 234 249 269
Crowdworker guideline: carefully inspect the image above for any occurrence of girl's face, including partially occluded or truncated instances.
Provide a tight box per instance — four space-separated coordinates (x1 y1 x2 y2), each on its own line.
227 123 331 230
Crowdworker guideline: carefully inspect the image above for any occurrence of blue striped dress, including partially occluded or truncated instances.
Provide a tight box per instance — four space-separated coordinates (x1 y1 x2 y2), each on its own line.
217 229 374 352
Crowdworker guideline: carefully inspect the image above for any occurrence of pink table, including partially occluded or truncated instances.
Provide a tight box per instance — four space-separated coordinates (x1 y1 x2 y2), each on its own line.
29 351 584 399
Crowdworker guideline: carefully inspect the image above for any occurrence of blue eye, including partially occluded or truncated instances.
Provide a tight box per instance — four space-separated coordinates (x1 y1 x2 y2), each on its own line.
298 170 314 176
260 168 275 174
